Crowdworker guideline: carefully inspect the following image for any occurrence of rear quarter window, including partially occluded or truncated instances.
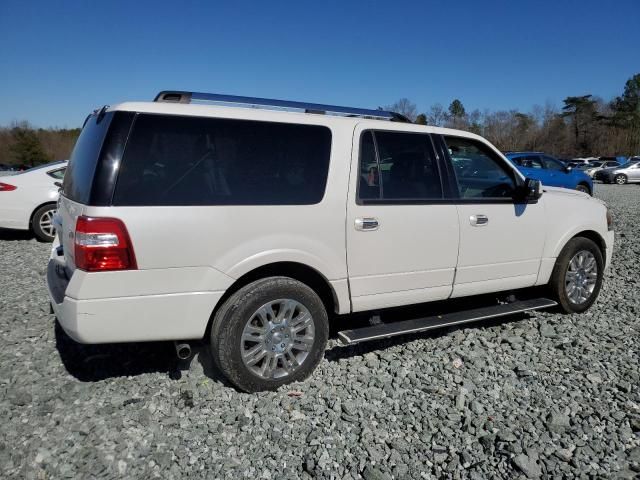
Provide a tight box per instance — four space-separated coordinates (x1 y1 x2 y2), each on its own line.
113 114 332 206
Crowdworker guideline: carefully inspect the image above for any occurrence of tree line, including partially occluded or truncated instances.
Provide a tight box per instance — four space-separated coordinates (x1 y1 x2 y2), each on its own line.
1 73 638 167
0 122 80 167
386 72 640 158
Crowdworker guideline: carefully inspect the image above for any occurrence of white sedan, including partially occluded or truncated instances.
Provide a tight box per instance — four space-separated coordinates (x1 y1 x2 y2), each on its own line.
0 161 67 241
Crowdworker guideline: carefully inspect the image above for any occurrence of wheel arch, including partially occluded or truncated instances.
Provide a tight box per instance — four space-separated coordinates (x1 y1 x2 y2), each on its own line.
576 181 592 195
571 230 606 260
205 261 344 339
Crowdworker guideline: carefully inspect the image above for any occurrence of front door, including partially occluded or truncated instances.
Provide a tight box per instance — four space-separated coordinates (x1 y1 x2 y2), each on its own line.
440 135 546 298
346 127 459 312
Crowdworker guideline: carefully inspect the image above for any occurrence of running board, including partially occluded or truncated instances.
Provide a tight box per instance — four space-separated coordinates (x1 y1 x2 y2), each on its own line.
337 298 557 345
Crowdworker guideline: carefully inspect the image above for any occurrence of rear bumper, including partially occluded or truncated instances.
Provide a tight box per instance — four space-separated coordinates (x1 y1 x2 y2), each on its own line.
47 259 223 344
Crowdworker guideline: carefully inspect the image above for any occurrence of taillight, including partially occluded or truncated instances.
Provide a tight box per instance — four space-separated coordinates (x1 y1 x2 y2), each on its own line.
74 216 137 272
0 182 17 191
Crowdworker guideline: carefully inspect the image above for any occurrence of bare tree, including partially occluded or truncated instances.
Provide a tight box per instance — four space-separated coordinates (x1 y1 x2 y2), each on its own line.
385 98 418 122
427 103 448 127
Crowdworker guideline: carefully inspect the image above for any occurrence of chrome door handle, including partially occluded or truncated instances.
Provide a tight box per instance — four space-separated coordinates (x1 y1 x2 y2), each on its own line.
470 214 489 226
355 217 379 231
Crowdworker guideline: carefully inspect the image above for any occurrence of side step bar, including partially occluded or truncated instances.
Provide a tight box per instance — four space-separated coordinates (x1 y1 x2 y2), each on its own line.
337 298 557 345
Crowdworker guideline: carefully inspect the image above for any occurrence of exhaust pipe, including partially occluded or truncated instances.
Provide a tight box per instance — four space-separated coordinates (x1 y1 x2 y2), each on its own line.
174 342 192 360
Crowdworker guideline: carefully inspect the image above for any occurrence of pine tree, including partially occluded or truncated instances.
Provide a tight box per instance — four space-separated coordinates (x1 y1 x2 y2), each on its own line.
9 124 49 166
448 99 466 118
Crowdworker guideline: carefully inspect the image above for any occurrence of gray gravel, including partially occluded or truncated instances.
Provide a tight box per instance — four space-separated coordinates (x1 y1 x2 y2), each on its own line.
1 184 639 479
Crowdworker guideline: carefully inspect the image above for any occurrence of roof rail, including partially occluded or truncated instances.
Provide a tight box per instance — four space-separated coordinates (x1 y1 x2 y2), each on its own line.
154 91 411 122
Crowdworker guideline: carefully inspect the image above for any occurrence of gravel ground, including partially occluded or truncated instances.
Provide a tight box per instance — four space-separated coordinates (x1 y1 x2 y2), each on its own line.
1 184 639 479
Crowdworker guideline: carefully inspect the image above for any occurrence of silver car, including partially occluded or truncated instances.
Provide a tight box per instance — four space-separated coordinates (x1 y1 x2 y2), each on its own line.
598 159 640 184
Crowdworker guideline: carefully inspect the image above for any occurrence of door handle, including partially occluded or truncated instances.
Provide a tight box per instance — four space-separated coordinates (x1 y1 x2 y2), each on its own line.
355 217 379 231
469 214 489 226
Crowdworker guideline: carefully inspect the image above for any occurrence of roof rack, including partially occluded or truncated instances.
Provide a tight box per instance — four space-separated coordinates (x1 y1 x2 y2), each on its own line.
154 91 411 122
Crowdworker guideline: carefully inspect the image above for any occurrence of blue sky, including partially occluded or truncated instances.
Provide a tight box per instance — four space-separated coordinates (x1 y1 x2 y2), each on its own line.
1 0 638 128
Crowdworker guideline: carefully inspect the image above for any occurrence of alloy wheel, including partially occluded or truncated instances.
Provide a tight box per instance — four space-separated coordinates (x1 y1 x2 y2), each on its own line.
240 299 315 379
564 250 598 304
39 209 56 238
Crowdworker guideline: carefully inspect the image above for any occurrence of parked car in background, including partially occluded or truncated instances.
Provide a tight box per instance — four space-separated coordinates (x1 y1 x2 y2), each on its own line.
567 158 598 168
583 160 621 178
596 159 640 185
505 152 593 195
0 160 67 241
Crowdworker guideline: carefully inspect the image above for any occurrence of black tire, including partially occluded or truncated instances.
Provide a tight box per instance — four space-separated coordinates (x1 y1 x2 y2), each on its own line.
31 204 57 242
548 237 604 314
614 174 627 185
575 183 591 195
210 277 329 392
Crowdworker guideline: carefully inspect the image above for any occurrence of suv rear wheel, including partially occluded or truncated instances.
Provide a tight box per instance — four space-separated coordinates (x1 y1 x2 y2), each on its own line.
549 237 603 313
210 277 329 392
32 204 57 242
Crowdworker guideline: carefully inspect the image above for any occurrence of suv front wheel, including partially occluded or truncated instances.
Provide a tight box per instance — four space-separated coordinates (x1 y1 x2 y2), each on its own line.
549 237 604 313
210 277 329 392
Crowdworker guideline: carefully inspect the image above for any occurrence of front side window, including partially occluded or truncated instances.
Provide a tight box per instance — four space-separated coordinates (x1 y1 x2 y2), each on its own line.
357 130 442 202
542 156 565 171
444 136 517 199
113 114 332 206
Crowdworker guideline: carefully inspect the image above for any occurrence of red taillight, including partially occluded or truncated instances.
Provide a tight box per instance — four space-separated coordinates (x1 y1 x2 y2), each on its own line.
74 216 137 272
0 182 17 191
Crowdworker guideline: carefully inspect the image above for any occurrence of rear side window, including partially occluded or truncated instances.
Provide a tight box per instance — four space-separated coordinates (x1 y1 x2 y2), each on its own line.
357 130 443 202
47 168 66 180
63 113 114 203
514 155 543 169
113 114 332 206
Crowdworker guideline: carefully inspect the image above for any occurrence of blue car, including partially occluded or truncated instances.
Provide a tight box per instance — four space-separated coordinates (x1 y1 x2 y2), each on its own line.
505 152 593 195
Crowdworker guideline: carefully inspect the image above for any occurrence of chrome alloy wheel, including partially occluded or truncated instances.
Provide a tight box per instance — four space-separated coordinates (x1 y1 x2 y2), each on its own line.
241 299 315 379
39 209 56 238
565 250 598 304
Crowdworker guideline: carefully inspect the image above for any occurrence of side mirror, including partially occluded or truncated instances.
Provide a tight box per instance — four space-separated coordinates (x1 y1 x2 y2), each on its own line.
517 178 543 202
564 165 573 173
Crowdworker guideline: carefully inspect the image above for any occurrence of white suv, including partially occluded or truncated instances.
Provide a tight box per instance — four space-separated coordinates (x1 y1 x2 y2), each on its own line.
47 91 614 392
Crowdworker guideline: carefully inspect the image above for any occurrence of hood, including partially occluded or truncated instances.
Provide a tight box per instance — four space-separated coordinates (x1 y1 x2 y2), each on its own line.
542 185 605 205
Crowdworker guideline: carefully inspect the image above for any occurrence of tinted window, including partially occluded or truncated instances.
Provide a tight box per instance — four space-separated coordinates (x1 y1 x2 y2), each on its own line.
357 130 442 202
357 131 380 200
63 113 114 203
445 136 517 199
113 114 331 206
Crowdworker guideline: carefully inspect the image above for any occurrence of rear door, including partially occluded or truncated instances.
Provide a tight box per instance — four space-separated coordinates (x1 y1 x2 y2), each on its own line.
346 126 459 312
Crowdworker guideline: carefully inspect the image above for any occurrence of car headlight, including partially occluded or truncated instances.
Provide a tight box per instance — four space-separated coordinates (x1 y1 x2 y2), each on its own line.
606 209 613 231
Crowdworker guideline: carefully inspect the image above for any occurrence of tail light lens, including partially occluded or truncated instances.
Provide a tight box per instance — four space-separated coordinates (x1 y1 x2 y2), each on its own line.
0 182 17 191
74 216 137 272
